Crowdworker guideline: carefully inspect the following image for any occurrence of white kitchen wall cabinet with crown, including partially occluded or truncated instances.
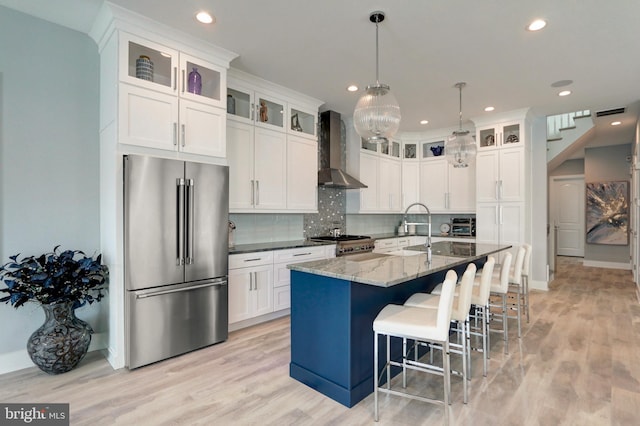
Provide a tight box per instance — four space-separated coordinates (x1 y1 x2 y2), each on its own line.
90 2 237 369
226 69 323 213
472 108 532 263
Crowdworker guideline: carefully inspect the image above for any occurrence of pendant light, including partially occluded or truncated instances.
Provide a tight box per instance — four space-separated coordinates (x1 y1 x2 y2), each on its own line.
353 11 401 144
445 82 477 168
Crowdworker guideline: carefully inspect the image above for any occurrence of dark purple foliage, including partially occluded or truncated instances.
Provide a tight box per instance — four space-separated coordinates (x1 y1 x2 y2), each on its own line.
0 245 109 308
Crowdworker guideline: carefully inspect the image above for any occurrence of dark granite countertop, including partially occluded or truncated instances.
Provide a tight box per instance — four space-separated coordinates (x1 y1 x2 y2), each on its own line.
229 239 335 255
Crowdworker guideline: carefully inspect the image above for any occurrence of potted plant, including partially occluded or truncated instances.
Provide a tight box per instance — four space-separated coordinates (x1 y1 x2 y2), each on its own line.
0 245 109 374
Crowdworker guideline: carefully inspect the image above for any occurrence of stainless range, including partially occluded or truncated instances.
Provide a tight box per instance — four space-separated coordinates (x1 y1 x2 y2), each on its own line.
310 235 375 256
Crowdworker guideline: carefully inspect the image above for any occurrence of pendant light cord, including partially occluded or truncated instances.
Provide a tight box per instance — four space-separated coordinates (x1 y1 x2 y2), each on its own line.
375 18 380 84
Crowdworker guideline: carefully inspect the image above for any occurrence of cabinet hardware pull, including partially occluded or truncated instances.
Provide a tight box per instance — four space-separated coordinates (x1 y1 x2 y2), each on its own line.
244 258 262 262
176 178 185 266
181 69 185 93
249 272 253 291
250 103 254 121
495 205 499 224
256 180 260 205
185 179 194 264
251 180 255 205
173 67 177 91
499 205 504 224
181 124 186 147
293 253 312 257
173 123 178 145
495 181 499 200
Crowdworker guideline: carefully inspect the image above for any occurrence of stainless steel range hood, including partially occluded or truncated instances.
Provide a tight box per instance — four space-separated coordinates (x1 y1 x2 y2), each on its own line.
318 110 367 189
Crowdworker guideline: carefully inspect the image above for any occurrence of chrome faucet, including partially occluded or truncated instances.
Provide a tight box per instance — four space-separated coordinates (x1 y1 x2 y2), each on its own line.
403 202 432 262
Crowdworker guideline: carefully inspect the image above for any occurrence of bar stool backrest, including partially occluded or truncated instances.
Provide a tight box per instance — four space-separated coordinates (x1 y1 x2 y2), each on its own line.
477 256 496 304
522 243 532 277
497 252 513 294
435 272 457 342
510 246 526 286
452 263 476 322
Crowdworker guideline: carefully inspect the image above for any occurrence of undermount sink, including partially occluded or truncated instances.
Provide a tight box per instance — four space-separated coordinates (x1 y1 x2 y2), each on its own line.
344 252 390 262
386 249 422 257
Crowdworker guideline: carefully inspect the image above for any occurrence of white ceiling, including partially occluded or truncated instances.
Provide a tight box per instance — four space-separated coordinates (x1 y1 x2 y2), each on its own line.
2 0 639 149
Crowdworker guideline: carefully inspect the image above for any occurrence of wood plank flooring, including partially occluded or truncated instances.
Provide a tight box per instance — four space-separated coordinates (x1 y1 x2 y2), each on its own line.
1 256 639 425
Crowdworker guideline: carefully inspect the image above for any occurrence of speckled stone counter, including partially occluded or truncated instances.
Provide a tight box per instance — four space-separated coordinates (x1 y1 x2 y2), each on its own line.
288 242 506 287
289 242 509 408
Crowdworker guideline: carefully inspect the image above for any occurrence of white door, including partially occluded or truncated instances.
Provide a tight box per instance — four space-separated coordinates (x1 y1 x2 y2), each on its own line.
402 162 420 210
227 120 255 210
476 150 499 203
253 266 274 317
379 157 402 211
448 161 476 211
420 160 447 211
228 268 252 323
254 127 287 210
499 148 524 202
179 99 225 158
359 152 379 212
286 135 317 211
552 176 585 257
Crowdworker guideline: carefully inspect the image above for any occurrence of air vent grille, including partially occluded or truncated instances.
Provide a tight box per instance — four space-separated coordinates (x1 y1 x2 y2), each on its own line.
596 107 625 117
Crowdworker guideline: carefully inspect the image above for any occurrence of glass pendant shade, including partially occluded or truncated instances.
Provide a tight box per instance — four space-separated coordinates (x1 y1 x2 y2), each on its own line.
446 130 477 168
446 81 476 167
353 83 401 143
353 11 400 143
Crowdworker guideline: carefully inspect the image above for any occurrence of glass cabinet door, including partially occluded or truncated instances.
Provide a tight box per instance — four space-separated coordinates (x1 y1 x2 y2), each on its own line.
255 92 285 130
121 34 178 94
179 53 225 108
403 142 417 159
227 87 254 122
502 123 521 146
289 106 317 138
478 127 497 148
422 140 446 158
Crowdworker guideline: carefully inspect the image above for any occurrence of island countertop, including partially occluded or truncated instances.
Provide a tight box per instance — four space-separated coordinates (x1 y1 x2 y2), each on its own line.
288 241 509 287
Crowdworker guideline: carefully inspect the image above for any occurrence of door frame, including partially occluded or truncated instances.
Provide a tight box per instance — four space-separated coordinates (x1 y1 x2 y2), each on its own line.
549 174 585 259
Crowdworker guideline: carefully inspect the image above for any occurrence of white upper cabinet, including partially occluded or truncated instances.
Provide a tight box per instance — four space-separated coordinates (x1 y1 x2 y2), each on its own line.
417 138 475 213
226 69 322 213
359 142 402 213
117 32 227 157
477 121 522 150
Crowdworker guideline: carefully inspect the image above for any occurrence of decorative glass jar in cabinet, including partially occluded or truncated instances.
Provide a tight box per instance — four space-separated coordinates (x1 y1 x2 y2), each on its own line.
126 40 175 90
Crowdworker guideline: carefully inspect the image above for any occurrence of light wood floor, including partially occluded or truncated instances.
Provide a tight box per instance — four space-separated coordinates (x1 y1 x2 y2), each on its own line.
1 257 639 425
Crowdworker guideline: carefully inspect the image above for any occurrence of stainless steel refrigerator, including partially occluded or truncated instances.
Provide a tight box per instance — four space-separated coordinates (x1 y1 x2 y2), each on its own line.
124 155 229 369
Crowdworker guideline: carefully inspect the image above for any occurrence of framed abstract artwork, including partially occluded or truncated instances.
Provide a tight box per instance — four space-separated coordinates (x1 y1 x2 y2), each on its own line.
585 181 629 245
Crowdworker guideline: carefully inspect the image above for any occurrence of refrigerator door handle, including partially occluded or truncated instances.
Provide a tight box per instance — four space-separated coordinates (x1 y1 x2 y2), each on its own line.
136 279 227 299
176 178 186 266
185 178 195 265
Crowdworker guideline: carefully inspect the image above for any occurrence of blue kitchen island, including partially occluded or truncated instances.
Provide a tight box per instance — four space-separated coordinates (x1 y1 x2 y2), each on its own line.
288 242 509 408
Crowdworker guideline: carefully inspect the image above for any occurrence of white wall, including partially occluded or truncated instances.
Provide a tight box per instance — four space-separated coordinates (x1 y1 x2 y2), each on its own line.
0 6 102 373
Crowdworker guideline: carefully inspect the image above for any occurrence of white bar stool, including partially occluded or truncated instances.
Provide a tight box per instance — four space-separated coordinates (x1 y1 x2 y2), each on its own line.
373 272 457 423
488 250 514 354
403 263 477 404
469 256 495 377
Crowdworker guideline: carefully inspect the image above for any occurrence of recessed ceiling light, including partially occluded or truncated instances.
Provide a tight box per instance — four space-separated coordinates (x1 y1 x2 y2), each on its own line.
420 120 429 125
347 85 359 92
195 11 215 24
484 106 495 112
527 19 547 31
611 121 622 126
558 90 571 97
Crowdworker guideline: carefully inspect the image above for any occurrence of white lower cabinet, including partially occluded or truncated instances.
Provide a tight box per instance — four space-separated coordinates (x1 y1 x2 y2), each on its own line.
229 245 334 329
228 252 274 324
373 237 411 253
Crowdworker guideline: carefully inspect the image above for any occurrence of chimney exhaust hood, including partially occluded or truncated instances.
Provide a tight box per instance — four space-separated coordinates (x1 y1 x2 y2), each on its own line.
318 110 367 189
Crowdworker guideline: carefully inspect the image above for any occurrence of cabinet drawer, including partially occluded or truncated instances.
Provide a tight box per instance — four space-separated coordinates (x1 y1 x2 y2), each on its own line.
229 252 274 269
273 246 326 263
375 238 397 249
397 237 411 247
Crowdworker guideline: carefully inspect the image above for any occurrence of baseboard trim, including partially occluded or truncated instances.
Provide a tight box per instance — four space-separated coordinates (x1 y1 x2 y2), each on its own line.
582 260 631 270
229 309 290 333
530 279 548 291
0 332 108 376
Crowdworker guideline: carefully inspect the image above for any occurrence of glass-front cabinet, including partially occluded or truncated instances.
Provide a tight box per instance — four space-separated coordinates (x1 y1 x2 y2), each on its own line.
289 105 317 138
226 84 286 132
361 139 400 158
403 142 418 160
421 139 446 159
120 33 225 109
122 36 177 93
478 122 521 149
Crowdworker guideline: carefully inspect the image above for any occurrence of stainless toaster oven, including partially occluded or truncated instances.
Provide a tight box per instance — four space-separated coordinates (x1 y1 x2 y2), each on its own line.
451 217 476 237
